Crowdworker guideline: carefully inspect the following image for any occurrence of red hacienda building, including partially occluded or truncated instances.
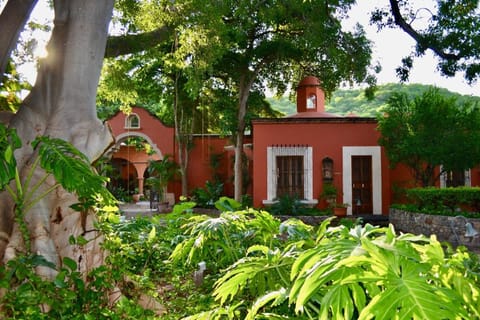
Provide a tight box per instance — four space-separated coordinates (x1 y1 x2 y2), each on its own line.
105 76 480 216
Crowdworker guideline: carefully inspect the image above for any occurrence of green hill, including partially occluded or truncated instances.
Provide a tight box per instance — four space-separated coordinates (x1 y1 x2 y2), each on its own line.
267 83 480 117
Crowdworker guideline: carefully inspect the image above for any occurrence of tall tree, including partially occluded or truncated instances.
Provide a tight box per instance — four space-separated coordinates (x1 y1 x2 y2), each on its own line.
377 88 480 186
164 0 373 201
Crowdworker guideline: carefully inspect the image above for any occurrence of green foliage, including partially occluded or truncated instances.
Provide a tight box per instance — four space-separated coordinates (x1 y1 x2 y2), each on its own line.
215 196 242 212
268 194 310 216
377 88 480 186
189 218 480 319
146 155 179 201
371 0 480 83
0 61 32 112
3 197 477 319
0 124 115 253
33 136 114 204
405 187 480 215
0 254 154 319
191 180 224 208
170 209 282 272
104 215 181 278
0 124 20 189
100 209 220 319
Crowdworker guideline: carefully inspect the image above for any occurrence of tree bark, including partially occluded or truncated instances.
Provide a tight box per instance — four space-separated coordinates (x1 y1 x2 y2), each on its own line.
233 66 261 202
105 26 172 58
0 0 115 278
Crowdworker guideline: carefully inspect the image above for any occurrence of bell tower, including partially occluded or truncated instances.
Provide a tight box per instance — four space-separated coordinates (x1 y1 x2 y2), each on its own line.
296 76 325 114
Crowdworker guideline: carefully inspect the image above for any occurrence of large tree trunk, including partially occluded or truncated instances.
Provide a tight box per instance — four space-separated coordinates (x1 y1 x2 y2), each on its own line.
233 71 257 202
233 82 250 202
0 0 114 278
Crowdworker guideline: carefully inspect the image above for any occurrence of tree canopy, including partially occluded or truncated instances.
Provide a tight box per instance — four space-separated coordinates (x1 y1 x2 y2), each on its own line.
377 88 480 186
372 0 480 83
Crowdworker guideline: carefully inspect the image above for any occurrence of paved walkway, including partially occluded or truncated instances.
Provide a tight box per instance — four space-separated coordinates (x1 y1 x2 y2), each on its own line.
119 201 158 219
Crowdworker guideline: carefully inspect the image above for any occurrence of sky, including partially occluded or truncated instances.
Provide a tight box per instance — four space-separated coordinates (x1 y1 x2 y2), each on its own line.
13 0 480 97
346 0 479 96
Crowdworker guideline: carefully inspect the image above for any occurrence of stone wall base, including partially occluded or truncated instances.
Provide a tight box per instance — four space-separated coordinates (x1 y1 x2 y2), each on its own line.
389 208 480 248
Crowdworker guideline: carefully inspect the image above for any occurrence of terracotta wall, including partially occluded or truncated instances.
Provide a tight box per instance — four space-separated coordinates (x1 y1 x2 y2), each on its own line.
107 106 480 212
108 107 175 157
182 135 253 199
252 119 392 213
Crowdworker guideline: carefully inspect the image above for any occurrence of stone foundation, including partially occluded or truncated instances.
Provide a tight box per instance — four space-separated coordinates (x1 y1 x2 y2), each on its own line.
389 208 480 247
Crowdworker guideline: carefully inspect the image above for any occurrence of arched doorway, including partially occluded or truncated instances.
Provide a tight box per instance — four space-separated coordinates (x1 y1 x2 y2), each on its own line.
105 134 162 202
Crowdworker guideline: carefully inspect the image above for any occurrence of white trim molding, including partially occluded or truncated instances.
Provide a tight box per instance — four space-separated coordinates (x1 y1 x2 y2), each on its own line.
125 113 141 129
114 132 163 159
342 146 382 215
263 145 317 206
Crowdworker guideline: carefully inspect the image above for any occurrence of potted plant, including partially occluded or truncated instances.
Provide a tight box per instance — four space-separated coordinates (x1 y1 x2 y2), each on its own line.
146 155 178 209
332 202 349 217
320 183 337 206
132 187 141 203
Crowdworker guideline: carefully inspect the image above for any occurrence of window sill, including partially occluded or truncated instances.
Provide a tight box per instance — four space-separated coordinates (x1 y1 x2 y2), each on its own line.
262 199 318 207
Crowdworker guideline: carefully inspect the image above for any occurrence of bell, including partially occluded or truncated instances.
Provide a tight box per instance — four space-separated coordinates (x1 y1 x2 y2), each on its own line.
464 222 479 238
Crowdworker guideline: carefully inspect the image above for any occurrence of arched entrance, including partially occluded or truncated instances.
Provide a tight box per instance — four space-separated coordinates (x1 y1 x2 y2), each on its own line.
106 133 162 201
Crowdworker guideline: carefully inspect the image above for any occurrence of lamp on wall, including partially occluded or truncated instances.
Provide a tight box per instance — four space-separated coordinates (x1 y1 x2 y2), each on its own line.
450 215 479 245
322 157 333 182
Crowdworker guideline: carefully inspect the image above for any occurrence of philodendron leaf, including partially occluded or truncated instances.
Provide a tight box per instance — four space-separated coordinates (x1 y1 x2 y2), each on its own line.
32 136 114 203
0 124 21 190
246 288 289 320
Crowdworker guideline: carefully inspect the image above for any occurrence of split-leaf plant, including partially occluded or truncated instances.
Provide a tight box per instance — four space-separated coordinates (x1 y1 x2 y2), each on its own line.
181 215 480 319
169 205 314 274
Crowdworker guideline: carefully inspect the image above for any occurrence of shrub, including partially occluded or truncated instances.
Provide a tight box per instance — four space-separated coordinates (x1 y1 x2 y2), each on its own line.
0 255 154 319
191 181 224 208
406 187 480 214
268 194 309 216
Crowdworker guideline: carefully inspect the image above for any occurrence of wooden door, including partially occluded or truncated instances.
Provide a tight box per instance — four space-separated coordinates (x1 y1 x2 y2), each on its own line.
352 156 372 214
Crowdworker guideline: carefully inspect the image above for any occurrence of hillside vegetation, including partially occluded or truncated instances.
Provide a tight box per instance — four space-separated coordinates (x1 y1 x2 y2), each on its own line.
268 83 480 117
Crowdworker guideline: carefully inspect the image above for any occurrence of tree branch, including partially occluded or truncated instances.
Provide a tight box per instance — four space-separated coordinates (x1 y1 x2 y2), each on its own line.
389 0 459 61
0 0 38 85
104 25 173 58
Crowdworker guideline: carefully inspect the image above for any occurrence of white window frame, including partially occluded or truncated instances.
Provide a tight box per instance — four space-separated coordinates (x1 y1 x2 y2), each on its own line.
263 146 317 206
125 113 140 129
439 166 471 188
